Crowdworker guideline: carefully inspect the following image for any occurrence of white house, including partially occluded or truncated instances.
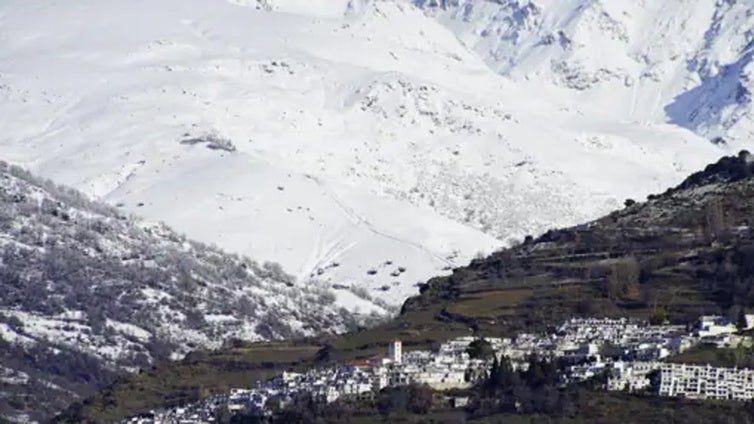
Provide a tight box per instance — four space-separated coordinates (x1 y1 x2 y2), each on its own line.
607 361 659 392
659 363 754 401
696 315 737 338
389 340 402 364
744 314 754 330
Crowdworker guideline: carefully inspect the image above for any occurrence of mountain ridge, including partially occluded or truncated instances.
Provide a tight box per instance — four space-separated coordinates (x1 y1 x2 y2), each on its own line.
417 0 753 146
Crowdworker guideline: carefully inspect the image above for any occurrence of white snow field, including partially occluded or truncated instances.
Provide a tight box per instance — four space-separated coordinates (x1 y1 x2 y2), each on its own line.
0 0 747 312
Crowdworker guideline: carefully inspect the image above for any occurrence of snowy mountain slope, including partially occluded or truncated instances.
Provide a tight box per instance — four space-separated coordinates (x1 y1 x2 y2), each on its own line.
0 0 506 313
0 162 361 422
0 0 730 315
416 0 754 147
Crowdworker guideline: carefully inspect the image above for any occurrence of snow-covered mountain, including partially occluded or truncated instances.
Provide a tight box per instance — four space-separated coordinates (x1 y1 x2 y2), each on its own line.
0 0 745 316
418 0 754 146
0 162 358 422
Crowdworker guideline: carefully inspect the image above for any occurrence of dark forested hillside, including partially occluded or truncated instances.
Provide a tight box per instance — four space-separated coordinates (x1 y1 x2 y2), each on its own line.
401 150 754 335
0 162 356 422
61 151 754 422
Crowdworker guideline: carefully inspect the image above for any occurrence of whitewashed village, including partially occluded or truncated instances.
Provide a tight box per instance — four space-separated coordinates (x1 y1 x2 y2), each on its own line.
125 314 754 423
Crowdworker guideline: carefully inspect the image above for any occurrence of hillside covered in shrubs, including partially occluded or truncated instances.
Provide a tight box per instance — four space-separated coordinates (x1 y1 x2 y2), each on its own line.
0 161 360 422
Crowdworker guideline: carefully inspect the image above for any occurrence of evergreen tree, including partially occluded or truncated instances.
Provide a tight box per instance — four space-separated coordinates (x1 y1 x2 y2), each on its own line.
737 308 749 331
486 356 500 392
466 338 495 360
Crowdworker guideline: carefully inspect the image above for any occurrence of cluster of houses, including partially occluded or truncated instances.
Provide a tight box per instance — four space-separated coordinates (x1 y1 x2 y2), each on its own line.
605 361 754 401
123 314 754 423
124 338 488 423
603 315 754 400
217 337 490 417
